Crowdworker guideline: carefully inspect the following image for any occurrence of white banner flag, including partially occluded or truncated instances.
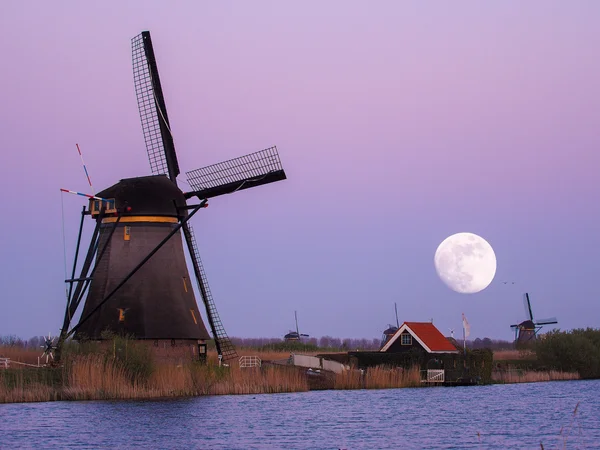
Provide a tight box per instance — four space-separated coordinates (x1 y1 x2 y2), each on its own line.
462 313 470 338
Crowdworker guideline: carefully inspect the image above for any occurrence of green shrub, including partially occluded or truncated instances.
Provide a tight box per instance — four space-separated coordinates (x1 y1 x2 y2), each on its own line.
106 334 155 384
256 341 320 353
535 328 600 379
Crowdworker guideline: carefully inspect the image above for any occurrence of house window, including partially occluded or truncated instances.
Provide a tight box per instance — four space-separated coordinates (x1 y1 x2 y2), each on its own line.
401 333 412 345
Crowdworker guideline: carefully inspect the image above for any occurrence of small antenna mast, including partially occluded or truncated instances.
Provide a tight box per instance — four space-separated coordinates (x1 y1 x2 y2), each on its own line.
295 310 299 336
394 302 399 328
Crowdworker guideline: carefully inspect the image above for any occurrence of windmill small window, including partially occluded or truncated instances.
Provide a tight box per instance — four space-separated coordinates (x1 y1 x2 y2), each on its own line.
401 333 412 345
90 198 117 217
117 308 129 323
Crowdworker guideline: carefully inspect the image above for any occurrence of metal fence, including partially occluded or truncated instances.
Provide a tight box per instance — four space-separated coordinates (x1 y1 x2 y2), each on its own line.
421 369 445 383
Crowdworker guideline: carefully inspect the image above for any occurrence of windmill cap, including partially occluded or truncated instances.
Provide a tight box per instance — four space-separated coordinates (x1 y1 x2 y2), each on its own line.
95 175 186 217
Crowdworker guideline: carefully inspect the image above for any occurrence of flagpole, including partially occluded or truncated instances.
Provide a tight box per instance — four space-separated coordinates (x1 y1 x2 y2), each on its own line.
461 312 468 358
463 321 466 356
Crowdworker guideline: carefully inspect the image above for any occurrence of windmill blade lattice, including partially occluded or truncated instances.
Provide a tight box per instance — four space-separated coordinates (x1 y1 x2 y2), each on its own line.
186 147 286 199
182 222 237 361
132 31 180 182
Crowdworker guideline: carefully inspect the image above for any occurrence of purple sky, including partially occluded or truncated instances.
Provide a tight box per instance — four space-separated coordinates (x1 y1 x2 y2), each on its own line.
1 2 599 342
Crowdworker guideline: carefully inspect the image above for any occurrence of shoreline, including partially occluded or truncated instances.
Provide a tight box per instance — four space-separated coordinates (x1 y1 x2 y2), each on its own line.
0 362 580 405
0 338 588 405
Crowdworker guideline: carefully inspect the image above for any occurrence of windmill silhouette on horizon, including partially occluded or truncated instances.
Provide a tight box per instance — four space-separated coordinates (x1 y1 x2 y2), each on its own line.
510 293 558 344
284 311 309 341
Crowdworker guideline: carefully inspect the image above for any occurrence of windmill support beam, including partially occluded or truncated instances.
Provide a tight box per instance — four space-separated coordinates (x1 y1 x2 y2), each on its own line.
60 219 101 336
56 213 122 362
67 214 122 322
65 199 207 342
65 277 94 283
177 203 209 211
65 206 87 308
56 217 100 362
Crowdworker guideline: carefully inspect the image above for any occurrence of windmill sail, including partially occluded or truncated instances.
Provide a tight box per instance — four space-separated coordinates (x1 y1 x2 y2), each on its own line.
132 31 180 183
182 222 237 361
523 293 534 320
186 147 286 199
535 317 558 325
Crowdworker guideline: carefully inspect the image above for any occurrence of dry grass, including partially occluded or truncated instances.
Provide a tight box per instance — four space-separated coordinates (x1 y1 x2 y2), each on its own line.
2 345 583 404
492 369 580 383
365 365 421 389
0 352 309 403
0 347 41 365
0 383 60 403
493 350 536 361
334 365 421 390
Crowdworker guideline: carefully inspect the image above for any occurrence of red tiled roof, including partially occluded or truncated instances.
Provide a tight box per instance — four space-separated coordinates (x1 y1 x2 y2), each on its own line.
403 322 459 352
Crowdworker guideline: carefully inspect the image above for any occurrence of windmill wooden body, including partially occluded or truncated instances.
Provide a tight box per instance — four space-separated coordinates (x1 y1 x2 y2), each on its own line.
57 31 286 362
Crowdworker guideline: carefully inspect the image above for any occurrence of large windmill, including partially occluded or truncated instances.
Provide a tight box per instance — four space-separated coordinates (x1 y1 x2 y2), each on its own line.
510 293 557 344
56 31 286 362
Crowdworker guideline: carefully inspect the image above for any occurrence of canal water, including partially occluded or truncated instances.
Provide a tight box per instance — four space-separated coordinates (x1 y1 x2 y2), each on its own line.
1 380 599 449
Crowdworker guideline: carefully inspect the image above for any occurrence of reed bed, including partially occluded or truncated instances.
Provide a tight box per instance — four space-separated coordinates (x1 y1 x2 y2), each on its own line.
0 347 41 365
364 365 421 389
492 369 580 384
0 344 585 404
493 350 535 361
0 353 309 403
334 365 421 390
334 368 363 390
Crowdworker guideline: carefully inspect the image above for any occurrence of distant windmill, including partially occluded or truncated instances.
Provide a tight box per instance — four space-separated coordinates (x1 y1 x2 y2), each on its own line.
284 311 309 341
448 328 455 339
380 303 400 348
510 293 558 343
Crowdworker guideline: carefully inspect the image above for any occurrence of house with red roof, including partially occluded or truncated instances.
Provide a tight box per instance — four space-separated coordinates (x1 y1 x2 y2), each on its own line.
380 322 459 354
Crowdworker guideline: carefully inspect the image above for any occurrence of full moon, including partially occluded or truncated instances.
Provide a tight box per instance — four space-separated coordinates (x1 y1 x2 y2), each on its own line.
434 232 497 294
